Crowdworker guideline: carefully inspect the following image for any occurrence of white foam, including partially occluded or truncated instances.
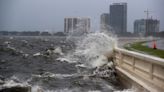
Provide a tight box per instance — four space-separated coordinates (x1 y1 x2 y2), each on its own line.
2 77 30 89
75 64 88 68
31 85 43 92
73 32 116 68
56 57 77 63
2 80 23 88
32 72 78 79
4 41 11 45
53 47 64 55
9 37 14 40
33 52 41 56
91 55 108 68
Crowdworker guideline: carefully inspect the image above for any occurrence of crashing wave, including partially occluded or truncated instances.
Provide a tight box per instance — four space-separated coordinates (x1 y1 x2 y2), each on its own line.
67 32 116 68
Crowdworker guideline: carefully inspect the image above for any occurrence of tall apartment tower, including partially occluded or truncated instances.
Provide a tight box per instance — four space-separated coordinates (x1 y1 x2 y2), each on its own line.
109 3 127 34
100 13 110 32
64 17 90 34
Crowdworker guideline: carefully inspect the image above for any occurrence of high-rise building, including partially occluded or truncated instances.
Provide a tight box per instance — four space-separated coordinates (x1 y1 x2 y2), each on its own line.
134 19 160 36
64 17 90 34
134 19 146 35
100 13 109 32
145 19 160 34
109 3 127 34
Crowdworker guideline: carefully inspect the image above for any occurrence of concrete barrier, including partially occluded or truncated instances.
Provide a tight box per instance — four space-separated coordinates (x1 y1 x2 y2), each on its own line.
114 47 164 92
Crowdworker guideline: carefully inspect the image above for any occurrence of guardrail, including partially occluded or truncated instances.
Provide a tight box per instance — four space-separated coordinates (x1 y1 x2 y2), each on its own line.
114 47 164 92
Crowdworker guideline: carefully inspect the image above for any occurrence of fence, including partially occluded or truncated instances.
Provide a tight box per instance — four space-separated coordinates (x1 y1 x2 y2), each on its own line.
114 47 164 92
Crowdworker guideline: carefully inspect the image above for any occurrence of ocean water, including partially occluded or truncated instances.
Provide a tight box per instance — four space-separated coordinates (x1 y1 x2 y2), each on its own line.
0 33 134 92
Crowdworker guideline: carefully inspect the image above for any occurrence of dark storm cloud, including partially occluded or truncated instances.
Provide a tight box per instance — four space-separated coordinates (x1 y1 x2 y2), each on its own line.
0 0 163 32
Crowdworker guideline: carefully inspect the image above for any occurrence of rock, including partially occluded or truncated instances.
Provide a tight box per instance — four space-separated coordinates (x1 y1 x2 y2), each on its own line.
93 61 116 78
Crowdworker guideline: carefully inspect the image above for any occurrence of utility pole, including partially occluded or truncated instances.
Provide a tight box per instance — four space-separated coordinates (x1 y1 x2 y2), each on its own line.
144 9 150 19
144 9 157 49
144 9 151 37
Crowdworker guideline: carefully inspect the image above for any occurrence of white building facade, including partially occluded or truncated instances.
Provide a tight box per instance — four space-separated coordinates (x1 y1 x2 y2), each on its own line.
64 17 90 34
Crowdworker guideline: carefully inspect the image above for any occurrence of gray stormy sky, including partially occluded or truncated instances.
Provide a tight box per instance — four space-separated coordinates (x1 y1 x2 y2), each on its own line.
0 0 164 33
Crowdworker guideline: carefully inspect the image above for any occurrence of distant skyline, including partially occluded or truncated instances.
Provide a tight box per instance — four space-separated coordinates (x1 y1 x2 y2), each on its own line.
0 0 164 33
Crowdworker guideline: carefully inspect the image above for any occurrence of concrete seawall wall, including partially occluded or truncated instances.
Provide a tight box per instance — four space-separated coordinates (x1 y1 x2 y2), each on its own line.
114 47 164 92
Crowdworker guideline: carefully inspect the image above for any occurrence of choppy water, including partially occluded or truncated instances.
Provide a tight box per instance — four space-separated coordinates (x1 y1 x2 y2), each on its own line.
0 33 133 92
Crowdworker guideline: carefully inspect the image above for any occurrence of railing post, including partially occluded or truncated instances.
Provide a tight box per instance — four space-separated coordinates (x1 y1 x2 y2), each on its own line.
150 63 154 79
132 57 135 70
119 52 123 67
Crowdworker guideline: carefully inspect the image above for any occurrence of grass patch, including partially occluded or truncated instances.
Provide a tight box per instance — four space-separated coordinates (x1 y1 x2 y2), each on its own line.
124 41 164 59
